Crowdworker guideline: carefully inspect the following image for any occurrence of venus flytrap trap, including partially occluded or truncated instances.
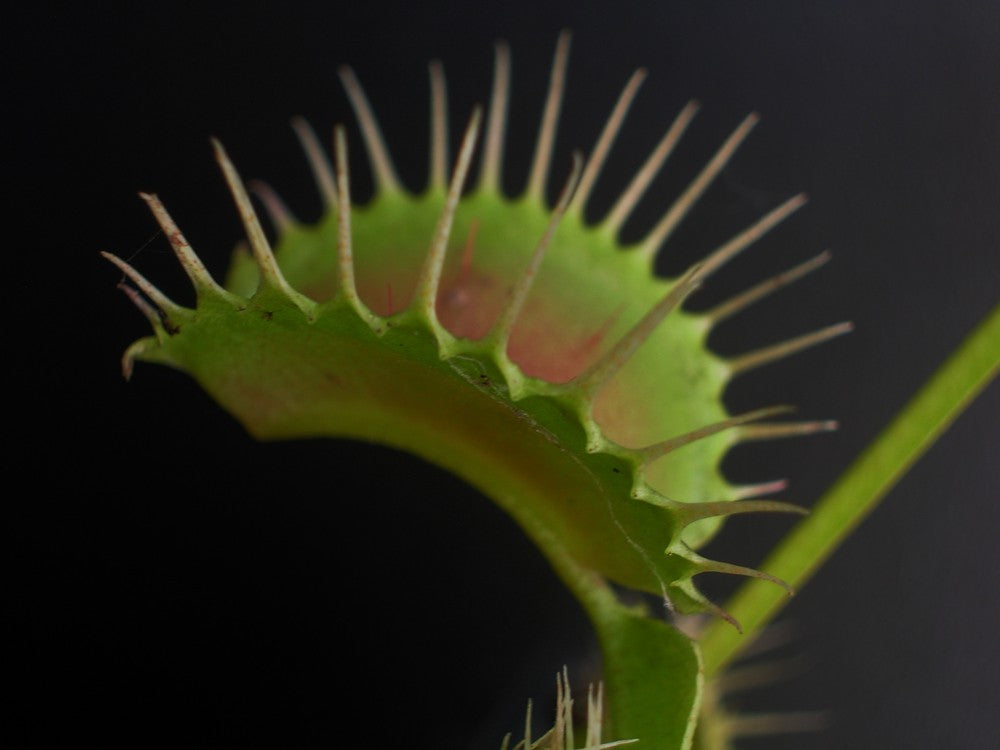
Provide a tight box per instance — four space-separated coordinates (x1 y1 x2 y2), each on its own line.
105 33 999 750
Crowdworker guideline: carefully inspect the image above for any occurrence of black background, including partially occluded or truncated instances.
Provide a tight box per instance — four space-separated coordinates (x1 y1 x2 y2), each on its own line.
12 2 999 748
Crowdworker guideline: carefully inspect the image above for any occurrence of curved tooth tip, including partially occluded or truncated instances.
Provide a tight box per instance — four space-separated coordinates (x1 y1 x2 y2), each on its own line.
699 556 795 596
680 499 808 525
694 590 742 632
121 338 155 381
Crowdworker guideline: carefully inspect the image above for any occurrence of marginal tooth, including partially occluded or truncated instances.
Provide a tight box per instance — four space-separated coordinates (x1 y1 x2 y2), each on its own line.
290 117 338 209
561 667 575 750
706 250 832 325
729 618 798 660
121 338 157 381
479 41 510 193
568 68 647 217
672 578 742 632
728 321 853 375
737 419 839 441
694 193 809 283
211 139 315 317
723 711 831 738
523 698 533 750
333 125 380 328
414 107 483 320
137 193 239 303
603 100 699 233
115 282 166 336
248 180 296 235
639 112 761 264
101 251 189 323
715 655 807 694
690 549 794 595
640 405 794 463
338 66 403 193
673 498 808 526
489 151 583 351
553 670 567 750
428 60 449 191
575 262 704 396
732 478 789 499
585 683 603 748
526 29 571 202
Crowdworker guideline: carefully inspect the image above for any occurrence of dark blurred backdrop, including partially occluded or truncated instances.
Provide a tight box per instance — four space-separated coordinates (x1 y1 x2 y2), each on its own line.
11 2 999 748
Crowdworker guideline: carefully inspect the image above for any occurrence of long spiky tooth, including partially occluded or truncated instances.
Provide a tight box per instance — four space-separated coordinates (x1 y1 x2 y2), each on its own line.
640 405 794 463
696 193 808 281
575 262 704 396
674 498 807 525
428 60 449 190
490 152 583 350
673 578 742 632
737 419 839 441
101 251 188 321
603 100 700 233
585 683 602 748
568 68 647 217
639 112 761 263
480 41 511 193
715 655 807 694
523 699 532 750
137 192 235 301
248 180 296 235
414 107 483 319
733 478 789 500
333 125 377 325
707 250 832 325
527 30 571 201
695 552 794 595
724 711 831 738
728 321 853 374
290 117 338 208
553 671 565 750
115 282 166 334
212 139 315 315
562 666 574 750
338 66 403 193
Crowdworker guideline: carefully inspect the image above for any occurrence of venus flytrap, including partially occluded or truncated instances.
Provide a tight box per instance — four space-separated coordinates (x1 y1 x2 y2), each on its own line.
105 33 999 749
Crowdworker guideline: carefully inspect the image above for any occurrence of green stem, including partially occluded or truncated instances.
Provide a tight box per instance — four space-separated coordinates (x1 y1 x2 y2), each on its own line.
561 564 702 750
700 303 1000 676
